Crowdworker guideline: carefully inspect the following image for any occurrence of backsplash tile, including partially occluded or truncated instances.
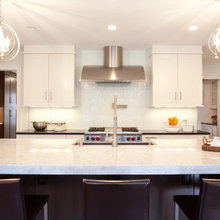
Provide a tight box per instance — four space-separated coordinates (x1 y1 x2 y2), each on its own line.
28 49 198 130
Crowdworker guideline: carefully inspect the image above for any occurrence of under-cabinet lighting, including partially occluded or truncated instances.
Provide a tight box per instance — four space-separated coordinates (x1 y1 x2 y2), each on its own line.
188 25 199 31
107 25 117 31
26 26 37 30
29 148 38 152
64 148 72 152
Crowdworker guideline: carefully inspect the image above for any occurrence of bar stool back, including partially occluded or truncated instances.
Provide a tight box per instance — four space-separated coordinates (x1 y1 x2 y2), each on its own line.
198 179 220 220
174 178 220 220
0 178 49 220
83 179 150 220
0 178 26 220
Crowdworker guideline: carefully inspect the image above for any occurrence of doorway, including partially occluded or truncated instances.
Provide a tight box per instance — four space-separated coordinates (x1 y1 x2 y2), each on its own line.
0 71 17 138
197 79 218 137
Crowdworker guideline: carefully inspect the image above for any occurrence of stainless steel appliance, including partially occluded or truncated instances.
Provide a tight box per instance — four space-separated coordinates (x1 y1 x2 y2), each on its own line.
81 46 146 83
84 127 143 144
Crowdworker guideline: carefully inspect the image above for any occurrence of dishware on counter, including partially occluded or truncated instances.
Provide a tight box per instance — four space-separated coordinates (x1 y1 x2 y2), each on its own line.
166 126 179 132
46 122 55 131
182 124 194 132
53 122 66 131
32 121 48 131
45 121 67 131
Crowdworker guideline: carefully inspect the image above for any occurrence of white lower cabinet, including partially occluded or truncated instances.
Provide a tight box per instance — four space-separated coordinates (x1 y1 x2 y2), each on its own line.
65 135 84 139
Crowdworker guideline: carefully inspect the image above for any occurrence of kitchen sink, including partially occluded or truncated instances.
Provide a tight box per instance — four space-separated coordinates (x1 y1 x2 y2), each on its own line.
83 141 156 145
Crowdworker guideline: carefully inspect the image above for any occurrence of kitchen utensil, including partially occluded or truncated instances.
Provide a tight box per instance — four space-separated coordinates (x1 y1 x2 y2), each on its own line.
53 122 66 131
32 121 47 131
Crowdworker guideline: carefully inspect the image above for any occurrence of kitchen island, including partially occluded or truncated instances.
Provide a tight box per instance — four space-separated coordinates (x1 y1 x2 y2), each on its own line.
0 138 219 175
1 138 220 220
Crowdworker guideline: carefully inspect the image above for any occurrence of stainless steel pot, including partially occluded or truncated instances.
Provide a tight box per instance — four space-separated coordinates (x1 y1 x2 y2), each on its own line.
32 121 47 131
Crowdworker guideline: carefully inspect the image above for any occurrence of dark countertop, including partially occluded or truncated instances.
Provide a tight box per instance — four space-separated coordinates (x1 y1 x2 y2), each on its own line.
141 130 210 135
16 129 210 135
201 122 217 126
16 130 86 135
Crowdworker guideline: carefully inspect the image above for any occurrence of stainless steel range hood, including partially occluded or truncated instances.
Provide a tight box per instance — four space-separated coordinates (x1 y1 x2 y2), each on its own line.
81 46 146 83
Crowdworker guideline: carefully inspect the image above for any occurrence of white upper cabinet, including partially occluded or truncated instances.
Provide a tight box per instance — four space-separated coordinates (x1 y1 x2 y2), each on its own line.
23 45 75 107
23 54 49 106
152 54 178 106
178 54 202 106
151 46 202 107
48 54 75 106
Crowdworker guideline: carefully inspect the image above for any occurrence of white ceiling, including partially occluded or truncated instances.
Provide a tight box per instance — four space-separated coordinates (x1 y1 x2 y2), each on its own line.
3 0 220 62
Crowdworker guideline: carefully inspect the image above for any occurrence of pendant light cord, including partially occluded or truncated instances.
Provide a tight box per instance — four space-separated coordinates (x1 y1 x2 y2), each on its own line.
0 0 3 23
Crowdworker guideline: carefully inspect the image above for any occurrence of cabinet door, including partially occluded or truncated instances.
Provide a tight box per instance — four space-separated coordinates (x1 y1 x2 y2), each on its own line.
48 54 75 106
23 54 49 106
178 54 202 106
152 54 178 106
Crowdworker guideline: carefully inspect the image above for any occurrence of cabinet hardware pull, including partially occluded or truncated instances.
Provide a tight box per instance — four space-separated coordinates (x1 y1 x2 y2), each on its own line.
49 92 52 100
44 92 47 100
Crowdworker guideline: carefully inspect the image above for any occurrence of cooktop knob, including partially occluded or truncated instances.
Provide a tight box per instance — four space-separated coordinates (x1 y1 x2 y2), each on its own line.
131 137 136 141
91 137 95 141
126 137 131 141
96 137 100 141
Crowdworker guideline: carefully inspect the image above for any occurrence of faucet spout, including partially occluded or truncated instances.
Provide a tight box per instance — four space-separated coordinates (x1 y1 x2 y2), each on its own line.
111 95 127 147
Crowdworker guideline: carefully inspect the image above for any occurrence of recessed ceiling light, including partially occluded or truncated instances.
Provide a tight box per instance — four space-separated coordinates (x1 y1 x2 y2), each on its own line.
26 26 37 30
107 25 117 31
188 25 199 31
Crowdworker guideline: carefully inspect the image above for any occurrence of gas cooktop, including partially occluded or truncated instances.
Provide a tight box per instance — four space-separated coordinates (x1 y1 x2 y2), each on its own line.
88 127 139 132
85 127 141 143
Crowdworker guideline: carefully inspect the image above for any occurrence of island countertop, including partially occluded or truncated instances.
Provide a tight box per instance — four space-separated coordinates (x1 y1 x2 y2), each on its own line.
0 138 219 175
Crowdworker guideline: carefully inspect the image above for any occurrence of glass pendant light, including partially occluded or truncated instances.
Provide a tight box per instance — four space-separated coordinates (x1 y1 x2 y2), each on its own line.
0 0 20 61
208 23 220 59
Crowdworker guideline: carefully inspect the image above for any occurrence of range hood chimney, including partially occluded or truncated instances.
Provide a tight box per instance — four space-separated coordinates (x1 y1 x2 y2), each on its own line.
81 46 146 83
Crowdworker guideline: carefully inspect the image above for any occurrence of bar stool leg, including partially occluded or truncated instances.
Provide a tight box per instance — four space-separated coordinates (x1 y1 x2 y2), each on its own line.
43 202 48 220
174 203 179 220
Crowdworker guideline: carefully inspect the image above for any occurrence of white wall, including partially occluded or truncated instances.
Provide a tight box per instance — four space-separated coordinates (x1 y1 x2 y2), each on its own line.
26 49 197 130
203 63 220 79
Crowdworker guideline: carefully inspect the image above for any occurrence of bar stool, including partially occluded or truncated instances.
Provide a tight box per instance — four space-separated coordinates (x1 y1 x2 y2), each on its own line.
0 178 49 220
83 178 150 220
173 178 220 220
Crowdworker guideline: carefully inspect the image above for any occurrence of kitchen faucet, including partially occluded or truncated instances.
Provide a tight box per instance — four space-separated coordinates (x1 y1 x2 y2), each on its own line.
111 95 127 147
